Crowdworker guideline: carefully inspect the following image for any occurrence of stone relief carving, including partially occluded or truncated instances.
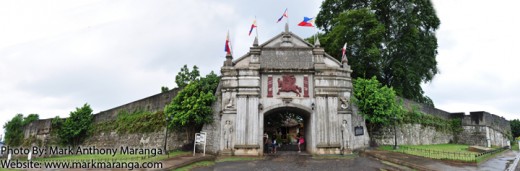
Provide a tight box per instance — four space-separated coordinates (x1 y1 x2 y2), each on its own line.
140 136 150 147
339 97 350 109
277 75 302 97
340 120 350 151
223 120 233 149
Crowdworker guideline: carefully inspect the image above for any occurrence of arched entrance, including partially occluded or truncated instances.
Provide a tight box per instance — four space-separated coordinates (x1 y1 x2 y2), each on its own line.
207 25 371 156
261 106 312 154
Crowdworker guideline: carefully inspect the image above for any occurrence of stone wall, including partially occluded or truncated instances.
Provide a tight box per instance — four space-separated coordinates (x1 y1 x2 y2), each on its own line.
21 88 188 151
372 124 453 145
373 98 511 147
200 82 222 155
93 88 179 123
23 119 52 140
82 129 188 151
399 97 451 119
451 111 511 147
455 125 487 146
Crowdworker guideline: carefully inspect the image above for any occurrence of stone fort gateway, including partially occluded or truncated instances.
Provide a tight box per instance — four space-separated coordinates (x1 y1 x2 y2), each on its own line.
22 25 511 156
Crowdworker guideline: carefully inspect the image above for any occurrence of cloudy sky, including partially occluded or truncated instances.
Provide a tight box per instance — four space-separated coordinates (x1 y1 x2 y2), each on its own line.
1 0 518 136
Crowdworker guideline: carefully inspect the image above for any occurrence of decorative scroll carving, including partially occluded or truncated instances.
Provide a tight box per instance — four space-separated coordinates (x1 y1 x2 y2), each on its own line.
303 76 309 97
267 76 273 97
339 97 349 109
277 75 301 97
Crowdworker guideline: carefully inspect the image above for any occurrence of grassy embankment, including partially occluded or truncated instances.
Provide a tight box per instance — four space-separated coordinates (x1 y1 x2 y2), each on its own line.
380 144 504 163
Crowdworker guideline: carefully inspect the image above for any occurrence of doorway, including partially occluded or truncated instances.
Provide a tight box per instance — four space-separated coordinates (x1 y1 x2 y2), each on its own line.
263 107 310 153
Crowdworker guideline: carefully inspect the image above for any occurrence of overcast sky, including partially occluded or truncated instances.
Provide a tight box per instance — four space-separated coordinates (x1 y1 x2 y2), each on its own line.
1 0 519 137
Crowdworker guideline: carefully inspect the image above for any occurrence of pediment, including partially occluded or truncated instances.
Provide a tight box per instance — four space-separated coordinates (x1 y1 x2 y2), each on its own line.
260 32 314 48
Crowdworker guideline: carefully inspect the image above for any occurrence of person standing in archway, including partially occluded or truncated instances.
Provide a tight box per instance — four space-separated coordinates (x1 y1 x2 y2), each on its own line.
297 134 305 152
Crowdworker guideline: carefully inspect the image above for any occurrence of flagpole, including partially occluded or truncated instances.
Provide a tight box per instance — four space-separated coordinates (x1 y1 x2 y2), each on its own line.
255 16 259 38
286 8 289 26
231 31 233 56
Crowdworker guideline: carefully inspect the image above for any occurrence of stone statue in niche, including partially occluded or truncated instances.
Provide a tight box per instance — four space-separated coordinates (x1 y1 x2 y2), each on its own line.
277 75 302 96
339 97 350 109
225 98 234 109
223 120 233 149
340 120 350 153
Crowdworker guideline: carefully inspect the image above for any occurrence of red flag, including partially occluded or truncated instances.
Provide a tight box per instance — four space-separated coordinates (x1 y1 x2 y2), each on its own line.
341 43 347 62
297 17 315 27
277 8 288 23
248 19 257 36
225 31 231 55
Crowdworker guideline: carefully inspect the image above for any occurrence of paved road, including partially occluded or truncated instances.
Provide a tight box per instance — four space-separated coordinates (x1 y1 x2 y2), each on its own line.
478 149 519 171
192 151 406 171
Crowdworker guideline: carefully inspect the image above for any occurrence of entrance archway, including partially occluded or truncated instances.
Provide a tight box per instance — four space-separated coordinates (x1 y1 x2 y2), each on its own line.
261 106 312 154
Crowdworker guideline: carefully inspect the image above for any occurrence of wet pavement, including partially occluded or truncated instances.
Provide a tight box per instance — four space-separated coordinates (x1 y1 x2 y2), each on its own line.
180 149 520 171
192 151 406 171
478 149 518 171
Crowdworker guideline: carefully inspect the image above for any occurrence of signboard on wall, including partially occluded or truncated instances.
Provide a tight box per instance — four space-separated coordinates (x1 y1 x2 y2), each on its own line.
354 126 364 136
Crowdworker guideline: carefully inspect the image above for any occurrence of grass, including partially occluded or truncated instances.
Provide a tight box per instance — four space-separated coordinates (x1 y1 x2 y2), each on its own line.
312 153 358 160
216 156 263 162
512 142 519 151
173 161 215 171
0 169 17 171
379 144 506 163
402 144 477 153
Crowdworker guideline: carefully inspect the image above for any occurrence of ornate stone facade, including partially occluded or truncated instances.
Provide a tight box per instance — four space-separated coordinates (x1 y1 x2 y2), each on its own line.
207 24 370 156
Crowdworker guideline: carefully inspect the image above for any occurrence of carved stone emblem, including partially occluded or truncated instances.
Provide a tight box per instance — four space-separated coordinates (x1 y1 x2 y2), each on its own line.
339 97 349 109
277 75 302 96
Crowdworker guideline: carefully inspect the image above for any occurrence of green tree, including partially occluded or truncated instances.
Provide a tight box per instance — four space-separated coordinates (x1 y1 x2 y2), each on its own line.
175 65 200 88
511 119 520 138
352 77 403 135
161 86 169 93
3 114 24 146
3 114 40 146
164 71 219 141
56 104 93 146
22 114 39 125
316 0 440 106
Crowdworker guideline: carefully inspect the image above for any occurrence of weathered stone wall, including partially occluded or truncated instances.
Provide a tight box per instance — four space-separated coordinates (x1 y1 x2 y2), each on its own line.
451 111 511 147
82 129 188 150
456 125 487 146
350 105 370 149
93 88 179 123
399 97 451 119
23 119 52 140
372 124 453 145
21 88 188 151
200 82 222 155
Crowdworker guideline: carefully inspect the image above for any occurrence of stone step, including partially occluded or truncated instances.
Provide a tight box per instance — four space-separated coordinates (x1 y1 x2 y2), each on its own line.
277 144 306 151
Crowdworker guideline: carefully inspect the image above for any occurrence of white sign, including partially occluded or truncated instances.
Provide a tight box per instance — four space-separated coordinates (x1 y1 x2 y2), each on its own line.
196 134 206 143
193 132 207 156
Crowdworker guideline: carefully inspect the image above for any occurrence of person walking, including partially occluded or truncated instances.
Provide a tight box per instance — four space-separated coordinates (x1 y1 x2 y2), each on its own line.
272 137 277 153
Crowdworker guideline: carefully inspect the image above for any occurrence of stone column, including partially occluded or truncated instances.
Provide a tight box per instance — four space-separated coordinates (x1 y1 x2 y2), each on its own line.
247 97 259 145
236 96 247 145
327 96 339 145
315 96 327 145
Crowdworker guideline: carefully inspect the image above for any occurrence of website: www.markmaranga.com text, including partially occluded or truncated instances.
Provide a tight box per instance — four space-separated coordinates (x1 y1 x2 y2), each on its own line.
1 160 163 170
